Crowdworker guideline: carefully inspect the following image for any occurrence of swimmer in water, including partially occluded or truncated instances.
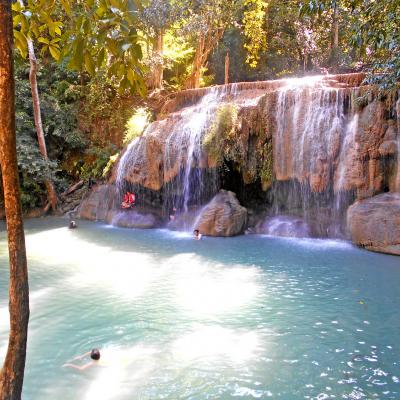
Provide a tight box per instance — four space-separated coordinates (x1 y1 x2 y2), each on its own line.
69 220 77 229
193 229 202 240
63 348 101 371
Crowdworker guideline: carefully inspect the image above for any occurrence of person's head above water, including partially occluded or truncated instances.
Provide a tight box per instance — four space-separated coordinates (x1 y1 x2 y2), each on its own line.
69 220 77 229
193 229 199 235
90 348 100 361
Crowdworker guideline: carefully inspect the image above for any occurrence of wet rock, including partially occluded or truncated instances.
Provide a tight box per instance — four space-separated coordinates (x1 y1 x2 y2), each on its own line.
78 184 116 221
255 215 311 238
347 193 400 255
379 140 398 157
195 190 247 236
107 210 161 229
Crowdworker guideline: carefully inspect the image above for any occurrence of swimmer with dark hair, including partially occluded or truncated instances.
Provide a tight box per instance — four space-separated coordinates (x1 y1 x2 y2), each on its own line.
63 348 101 371
193 229 202 240
69 220 77 229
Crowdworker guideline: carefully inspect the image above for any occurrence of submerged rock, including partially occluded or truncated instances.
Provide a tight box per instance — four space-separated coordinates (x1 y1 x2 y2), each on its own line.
347 193 400 255
195 190 247 236
108 210 161 229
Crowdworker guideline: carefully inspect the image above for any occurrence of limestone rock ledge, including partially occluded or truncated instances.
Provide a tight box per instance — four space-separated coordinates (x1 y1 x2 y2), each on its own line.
78 184 161 229
347 193 400 255
78 184 116 221
195 190 247 237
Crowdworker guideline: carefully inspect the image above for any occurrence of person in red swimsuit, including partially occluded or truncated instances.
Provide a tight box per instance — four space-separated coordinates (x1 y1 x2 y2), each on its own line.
121 191 135 209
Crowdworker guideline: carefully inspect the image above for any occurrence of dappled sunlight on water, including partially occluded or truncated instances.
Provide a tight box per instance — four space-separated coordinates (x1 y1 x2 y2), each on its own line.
0 218 399 399
171 253 262 316
172 325 260 363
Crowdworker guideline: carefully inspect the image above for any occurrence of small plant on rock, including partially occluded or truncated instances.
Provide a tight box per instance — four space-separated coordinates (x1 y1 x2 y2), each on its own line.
203 103 239 164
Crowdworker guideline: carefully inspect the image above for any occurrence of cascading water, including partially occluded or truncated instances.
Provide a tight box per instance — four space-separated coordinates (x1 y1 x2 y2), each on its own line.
270 76 357 237
116 86 235 219
162 88 223 214
112 73 398 238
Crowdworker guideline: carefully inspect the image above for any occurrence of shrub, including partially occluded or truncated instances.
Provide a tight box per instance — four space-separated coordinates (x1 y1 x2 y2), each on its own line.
124 107 151 144
203 103 239 164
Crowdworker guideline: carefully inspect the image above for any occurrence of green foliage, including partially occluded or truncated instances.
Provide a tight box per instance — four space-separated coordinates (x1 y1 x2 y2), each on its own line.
348 0 400 91
259 141 273 190
124 108 151 144
79 74 132 138
102 153 120 178
242 0 268 68
78 145 118 180
12 0 63 60
203 103 240 164
159 29 195 90
13 58 131 209
12 0 146 95
14 60 80 209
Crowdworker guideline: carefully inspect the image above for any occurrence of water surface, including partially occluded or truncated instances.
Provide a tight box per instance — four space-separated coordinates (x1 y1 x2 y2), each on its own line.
0 218 399 399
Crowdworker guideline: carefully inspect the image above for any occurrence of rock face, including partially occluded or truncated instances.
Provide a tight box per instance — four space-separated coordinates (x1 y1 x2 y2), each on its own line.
347 193 400 255
114 74 372 197
195 190 247 236
78 184 161 228
78 184 116 221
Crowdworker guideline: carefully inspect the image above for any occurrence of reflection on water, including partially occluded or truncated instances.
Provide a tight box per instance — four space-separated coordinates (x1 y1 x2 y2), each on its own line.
0 218 399 399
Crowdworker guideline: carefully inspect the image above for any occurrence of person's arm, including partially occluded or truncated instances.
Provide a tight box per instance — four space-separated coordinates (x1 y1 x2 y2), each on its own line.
63 361 94 371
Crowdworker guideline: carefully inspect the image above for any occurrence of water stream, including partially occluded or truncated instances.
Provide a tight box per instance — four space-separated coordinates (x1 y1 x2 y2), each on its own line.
0 218 399 399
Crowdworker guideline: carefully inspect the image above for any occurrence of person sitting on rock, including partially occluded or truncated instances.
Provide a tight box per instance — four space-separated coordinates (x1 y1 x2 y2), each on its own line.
121 191 135 209
193 229 202 240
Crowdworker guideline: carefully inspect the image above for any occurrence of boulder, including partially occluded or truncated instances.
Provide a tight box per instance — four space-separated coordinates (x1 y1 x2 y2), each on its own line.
107 210 161 229
78 184 116 221
195 190 247 236
347 193 400 255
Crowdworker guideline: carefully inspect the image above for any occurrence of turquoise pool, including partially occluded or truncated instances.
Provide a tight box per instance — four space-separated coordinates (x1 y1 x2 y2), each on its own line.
0 218 399 399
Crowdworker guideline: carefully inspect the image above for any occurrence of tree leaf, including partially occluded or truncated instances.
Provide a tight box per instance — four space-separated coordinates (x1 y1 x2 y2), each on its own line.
84 52 96 76
49 45 61 60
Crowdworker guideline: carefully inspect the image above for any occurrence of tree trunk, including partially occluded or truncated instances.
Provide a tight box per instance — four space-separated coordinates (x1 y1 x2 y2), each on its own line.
0 1 30 399
224 51 229 85
330 3 339 72
27 40 58 210
149 29 164 90
186 33 205 89
332 4 339 49
185 25 225 89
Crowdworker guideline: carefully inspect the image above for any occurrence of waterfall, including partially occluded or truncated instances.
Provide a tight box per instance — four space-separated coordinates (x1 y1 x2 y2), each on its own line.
112 73 397 238
270 76 357 237
163 87 223 213
116 86 234 216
